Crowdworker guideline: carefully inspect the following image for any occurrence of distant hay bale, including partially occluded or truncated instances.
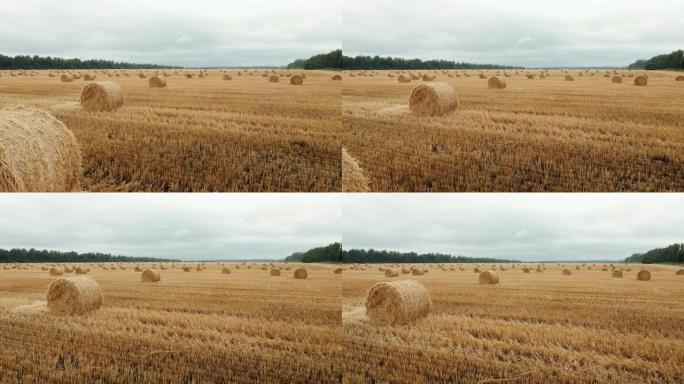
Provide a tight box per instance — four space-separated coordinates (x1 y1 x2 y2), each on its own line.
222 74 232 80
334 267 343 274
149 76 167 88
409 82 458 117
421 75 435 81
478 271 499 284
0 105 82 192
384 269 399 277
138 73 146 79
636 269 651 281
183 266 191 272
676 269 684 275
141 269 161 283
185 73 194 79
565 75 575 81
634 75 648 86
522 267 531 273
676 75 684 82
290 75 304 85
49 267 63 276
221 267 231 274
473 267 481 273
134 266 142 272
84 74 96 81
60 74 73 82
268 75 279 83
294 268 308 279
64 266 73 273
487 76 506 89
270 268 281 276
612 76 623 84
562 268 572 275
365 280 432 325
401 268 410 274
398 74 412 83
80 81 124 112
332 74 342 81
612 269 623 278
47 277 103 315
75 267 87 274
411 268 424 276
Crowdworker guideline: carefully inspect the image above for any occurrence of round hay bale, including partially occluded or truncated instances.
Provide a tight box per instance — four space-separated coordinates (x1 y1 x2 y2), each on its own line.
612 269 623 278
0 105 82 192
334 267 343 274
183 266 191 272
478 271 499 284
141 269 161 283
408 82 458 117
634 75 648 86
411 268 424 276
134 266 142 272
398 74 412 83
562 268 572 275
611 76 622 84
84 74 96 81
384 269 399 277
60 74 73 82
47 277 103 315
270 268 281 276
221 267 231 274
676 269 684 275
637 269 651 281
75 267 87 274
473 267 481 273
564 75 575 81
149 76 167 88
332 74 342 81
294 268 308 279
366 280 432 325
290 75 304 85
222 74 232 80
268 75 279 83
522 267 531 273
421 75 435 81
80 81 124 112
675 75 684 82
49 267 63 276
488 76 506 89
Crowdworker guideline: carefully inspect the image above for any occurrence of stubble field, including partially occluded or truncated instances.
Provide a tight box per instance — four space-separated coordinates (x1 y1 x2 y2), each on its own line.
342 70 684 192
0 262 341 383
342 263 684 384
0 69 341 192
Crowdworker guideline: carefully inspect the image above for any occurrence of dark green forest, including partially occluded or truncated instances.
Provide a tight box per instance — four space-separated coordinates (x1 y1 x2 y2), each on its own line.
342 249 519 264
628 50 683 70
284 243 342 263
625 244 684 264
0 54 178 70
287 50 520 70
0 248 178 263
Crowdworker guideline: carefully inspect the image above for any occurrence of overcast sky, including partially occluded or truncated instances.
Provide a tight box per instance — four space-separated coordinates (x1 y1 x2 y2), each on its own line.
343 0 684 67
0 194 340 261
343 194 684 262
0 0 341 67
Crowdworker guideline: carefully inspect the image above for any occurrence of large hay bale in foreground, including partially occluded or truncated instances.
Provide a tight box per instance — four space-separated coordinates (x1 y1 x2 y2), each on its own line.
80 81 124 112
409 82 458 117
149 76 167 88
47 277 103 315
141 269 161 283
294 268 308 279
488 76 506 89
637 269 651 281
562 268 572 275
270 268 281 276
290 75 304 85
385 269 399 277
612 76 623 84
634 75 648 86
612 269 623 278
478 271 499 284
0 105 82 192
49 268 63 276
366 280 432 325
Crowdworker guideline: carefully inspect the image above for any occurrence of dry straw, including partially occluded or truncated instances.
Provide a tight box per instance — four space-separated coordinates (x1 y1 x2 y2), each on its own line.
49 267 63 276
270 268 281 276
0 105 82 192
612 76 623 84
149 76 167 88
637 270 651 281
141 269 161 283
634 75 648 86
398 74 412 83
366 279 432 325
479 271 499 284
342 148 370 192
384 269 399 277
294 268 308 279
409 82 458 117
47 277 103 315
676 269 684 275
676 75 684 82
268 75 279 83
612 269 623 278
488 76 506 89
290 75 304 85
60 74 73 82
80 81 124 112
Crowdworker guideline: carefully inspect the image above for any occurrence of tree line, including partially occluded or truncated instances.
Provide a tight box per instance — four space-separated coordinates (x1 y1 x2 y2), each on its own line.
0 248 178 263
284 243 342 263
628 50 684 70
0 54 178 70
287 50 521 70
342 248 519 264
625 244 683 264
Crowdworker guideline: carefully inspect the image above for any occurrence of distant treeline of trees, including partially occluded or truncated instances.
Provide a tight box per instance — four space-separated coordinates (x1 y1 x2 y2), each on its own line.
625 244 683 264
628 50 684 70
0 54 178 70
284 243 342 263
0 248 178 263
342 248 520 264
288 50 521 70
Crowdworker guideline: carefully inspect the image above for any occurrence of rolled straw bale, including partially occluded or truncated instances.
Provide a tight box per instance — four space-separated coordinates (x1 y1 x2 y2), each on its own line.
47 277 103 315
84 74 96 81
294 268 308 279
398 74 412 83
270 268 281 276
290 75 304 85
676 269 684 275
80 81 124 112
334 268 343 274
221 267 231 274
637 269 651 281
411 268 424 276
134 266 143 272
612 76 623 84
488 76 506 89
49 267 63 276
366 280 432 325
222 74 232 80
562 268 572 275
478 271 499 284
60 74 73 82
565 75 574 81
141 269 161 283
612 269 623 278
408 82 458 117
0 105 82 192
75 267 87 274
149 76 167 88
522 267 531 273
268 75 279 83
183 266 191 272
332 74 342 81
676 75 684 82
634 75 648 86
384 269 399 277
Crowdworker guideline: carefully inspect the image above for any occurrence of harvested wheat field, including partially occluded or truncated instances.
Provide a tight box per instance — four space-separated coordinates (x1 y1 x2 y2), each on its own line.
0 69 340 191
342 263 684 383
0 262 342 383
342 69 684 191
